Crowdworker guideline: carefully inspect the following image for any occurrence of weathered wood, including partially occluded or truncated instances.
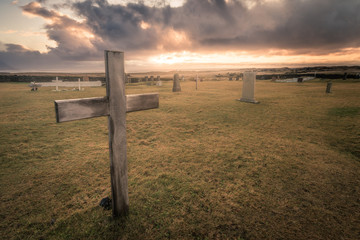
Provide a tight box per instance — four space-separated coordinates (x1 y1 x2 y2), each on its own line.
54 93 159 122
126 93 159 112
55 97 109 123
105 50 129 217
54 50 159 218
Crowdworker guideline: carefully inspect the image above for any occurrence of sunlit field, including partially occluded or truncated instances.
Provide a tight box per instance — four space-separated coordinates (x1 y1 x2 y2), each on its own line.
0 79 359 239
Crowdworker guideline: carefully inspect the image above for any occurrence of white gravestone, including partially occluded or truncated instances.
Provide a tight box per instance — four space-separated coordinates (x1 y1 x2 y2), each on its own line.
238 71 259 104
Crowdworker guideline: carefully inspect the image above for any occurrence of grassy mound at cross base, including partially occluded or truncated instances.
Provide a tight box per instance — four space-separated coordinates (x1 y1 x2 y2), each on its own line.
0 80 359 239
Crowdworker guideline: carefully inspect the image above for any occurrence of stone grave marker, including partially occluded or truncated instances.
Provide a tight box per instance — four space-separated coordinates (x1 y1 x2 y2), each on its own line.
172 73 181 92
326 82 332 93
54 51 159 217
237 71 259 104
148 76 154 86
156 76 162 86
196 74 198 90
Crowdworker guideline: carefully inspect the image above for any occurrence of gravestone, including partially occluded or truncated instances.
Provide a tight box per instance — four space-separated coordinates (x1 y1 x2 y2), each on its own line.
196 75 198 90
53 77 61 91
172 73 181 92
343 72 348 80
29 81 39 91
237 71 259 104
156 76 162 86
326 82 332 93
54 51 159 217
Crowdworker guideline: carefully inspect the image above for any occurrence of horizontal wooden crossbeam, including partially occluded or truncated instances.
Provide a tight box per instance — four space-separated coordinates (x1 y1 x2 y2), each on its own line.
55 93 159 123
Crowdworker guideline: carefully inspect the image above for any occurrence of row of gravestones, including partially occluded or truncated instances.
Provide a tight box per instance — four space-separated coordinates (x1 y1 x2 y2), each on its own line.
54 51 334 218
127 75 162 86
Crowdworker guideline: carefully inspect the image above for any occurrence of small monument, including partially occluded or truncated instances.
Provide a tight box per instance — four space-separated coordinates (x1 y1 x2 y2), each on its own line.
29 81 39 91
237 71 259 104
172 73 181 92
156 76 162 86
326 82 332 93
196 74 199 90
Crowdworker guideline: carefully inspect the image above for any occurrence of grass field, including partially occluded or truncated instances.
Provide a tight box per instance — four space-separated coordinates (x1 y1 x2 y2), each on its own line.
0 79 359 239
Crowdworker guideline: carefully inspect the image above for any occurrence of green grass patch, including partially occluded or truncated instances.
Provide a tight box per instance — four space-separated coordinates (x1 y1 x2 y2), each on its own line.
328 106 360 117
0 80 359 239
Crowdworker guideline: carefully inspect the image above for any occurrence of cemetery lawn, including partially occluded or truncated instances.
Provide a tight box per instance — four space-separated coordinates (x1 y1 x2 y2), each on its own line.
0 79 359 240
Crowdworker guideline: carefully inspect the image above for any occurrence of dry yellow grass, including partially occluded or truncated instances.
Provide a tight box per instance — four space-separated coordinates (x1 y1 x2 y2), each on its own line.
0 79 359 239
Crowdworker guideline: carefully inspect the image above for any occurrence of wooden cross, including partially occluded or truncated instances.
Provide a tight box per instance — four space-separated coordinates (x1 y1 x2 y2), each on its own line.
54 51 159 217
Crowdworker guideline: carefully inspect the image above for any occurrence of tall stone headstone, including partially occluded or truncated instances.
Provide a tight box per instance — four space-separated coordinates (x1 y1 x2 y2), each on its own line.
326 82 332 93
238 71 259 104
196 74 198 90
172 73 181 92
156 76 162 86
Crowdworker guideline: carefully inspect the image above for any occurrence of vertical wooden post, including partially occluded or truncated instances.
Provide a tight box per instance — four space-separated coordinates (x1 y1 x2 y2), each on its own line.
56 77 59 91
196 74 198 90
105 51 129 217
78 78 81 91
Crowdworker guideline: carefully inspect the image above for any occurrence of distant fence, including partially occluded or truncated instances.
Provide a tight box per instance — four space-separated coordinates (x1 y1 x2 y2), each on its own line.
256 73 360 80
0 75 106 83
1 73 359 83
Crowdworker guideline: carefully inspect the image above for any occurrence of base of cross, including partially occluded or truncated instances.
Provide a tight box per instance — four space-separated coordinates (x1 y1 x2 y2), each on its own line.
237 98 260 104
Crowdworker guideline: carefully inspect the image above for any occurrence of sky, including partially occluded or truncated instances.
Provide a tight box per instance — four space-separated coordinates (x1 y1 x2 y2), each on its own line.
0 0 360 72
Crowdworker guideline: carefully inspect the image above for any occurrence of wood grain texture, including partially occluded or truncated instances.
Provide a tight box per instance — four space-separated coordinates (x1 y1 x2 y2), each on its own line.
105 50 129 217
126 93 159 112
54 97 109 123
54 94 159 122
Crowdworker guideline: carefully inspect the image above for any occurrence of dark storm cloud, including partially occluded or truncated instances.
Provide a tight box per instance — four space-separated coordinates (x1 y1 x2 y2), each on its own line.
68 0 360 53
71 0 160 50
1 0 360 71
168 0 360 52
